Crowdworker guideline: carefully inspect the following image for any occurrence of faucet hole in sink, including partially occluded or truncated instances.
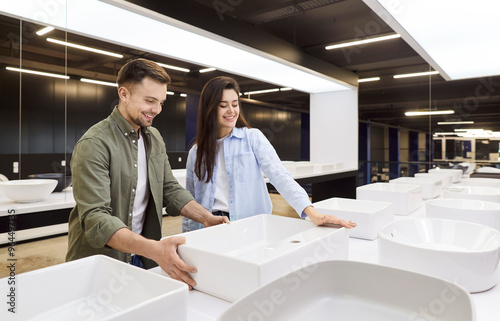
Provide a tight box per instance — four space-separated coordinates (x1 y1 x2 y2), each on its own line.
290 240 301 243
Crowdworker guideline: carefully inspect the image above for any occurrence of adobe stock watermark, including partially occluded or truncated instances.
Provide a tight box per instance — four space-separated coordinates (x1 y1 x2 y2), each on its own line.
212 0 244 21
6 209 18 314
76 268 134 321
234 232 345 321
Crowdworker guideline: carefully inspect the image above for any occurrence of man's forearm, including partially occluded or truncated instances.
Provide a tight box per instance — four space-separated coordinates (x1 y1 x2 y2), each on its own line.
179 200 211 227
106 227 159 259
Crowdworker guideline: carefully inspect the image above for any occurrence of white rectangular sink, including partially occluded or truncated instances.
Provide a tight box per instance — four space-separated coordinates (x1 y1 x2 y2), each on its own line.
0 255 188 320
428 168 463 183
415 172 453 188
443 185 500 203
356 182 422 215
174 214 349 302
389 177 442 199
312 197 393 240
313 163 335 172
461 177 500 189
378 218 500 293
218 261 474 321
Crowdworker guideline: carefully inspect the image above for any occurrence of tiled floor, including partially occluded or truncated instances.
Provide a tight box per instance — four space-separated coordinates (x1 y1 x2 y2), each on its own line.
0 193 298 278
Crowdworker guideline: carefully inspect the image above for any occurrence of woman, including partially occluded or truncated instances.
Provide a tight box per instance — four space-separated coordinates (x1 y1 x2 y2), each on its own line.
182 76 356 232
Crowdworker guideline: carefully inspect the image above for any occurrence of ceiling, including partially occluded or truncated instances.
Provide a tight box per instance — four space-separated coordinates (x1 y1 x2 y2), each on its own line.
2 0 500 134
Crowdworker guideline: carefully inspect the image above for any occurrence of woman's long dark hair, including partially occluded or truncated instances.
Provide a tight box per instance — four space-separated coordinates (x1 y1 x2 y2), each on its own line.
195 76 250 183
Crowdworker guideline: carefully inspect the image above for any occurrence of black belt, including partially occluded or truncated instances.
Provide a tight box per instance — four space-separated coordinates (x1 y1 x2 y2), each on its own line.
212 210 230 218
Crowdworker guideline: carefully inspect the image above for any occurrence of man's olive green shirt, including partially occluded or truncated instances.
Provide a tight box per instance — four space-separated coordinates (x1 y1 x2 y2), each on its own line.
66 107 193 267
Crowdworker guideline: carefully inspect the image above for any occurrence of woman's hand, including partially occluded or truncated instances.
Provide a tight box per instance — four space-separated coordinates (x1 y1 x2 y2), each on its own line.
303 206 357 228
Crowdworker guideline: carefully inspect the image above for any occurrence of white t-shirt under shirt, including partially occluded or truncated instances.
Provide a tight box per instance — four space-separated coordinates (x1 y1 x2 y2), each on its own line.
212 136 229 212
132 133 150 234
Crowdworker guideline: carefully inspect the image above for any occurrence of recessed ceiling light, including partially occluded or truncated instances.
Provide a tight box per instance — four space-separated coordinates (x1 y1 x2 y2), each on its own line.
244 88 280 95
156 62 190 73
199 67 216 73
437 121 474 125
80 78 118 87
358 77 380 83
405 110 454 116
36 26 54 36
6 66 69 79
325 34 400 50
46 38 123 58
394 71 439 79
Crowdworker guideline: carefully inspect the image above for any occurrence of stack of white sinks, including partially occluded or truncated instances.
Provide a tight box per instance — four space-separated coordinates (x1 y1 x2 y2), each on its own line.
281 161 315 176
174 214 349 302
312 197 393 240
415 172 453 188
389 177 442 199
356 182 422 215
0 255 188 320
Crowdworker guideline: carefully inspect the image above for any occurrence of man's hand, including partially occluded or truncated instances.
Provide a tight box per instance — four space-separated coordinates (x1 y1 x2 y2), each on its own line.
151 236 197 289
304 206 357 228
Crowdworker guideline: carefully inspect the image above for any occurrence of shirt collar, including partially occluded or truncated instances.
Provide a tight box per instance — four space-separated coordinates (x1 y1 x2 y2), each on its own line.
110 106 151 137
229 127 245 139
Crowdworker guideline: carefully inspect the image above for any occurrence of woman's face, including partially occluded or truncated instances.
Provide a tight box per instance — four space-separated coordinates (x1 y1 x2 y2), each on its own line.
217 89 239 138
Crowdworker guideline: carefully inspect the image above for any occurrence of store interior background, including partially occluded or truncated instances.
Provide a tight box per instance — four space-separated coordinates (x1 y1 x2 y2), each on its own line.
2 0 500 190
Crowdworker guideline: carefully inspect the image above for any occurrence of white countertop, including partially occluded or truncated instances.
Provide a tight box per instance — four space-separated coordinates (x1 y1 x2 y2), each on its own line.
150 202 500 321
0 188 75 216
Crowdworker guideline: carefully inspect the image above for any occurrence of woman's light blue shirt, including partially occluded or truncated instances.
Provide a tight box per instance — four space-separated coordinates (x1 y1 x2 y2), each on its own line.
182 127 311 232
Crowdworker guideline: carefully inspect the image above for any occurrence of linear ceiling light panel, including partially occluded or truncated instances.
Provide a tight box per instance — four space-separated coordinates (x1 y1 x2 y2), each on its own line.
36 26 54 36
405 110 454 116
156 62 190 73
394 71 439 79
47 38 123 58
358 77 380 83
0 0 353 94
199 67 216 73
325 34 400 50
6 67 69 79
80 78 118 87
244 88 280 95
363 0 500 80
437 121 474 125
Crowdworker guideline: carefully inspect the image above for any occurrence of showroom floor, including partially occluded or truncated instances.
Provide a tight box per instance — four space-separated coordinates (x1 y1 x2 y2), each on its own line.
0 193 298 278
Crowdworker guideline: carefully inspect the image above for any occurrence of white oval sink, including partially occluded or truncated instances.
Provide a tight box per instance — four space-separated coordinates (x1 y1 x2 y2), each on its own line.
0 179 57 203
443 185 500 203
312 197 393 240
378 218 500 292
218 260 474 321
174 214 348 302
461 177 500 189
0 255 188 320
356 182 422 215
390 177 442 199
426 198 500 231
477 166 500 173
428 168 463 183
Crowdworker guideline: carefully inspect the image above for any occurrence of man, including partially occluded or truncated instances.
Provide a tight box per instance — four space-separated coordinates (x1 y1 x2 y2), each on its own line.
66 58 228 289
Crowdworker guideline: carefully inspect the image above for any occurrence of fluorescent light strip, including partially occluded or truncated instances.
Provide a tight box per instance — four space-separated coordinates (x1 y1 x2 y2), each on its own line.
280 87 292 91
437 121 474 125
156 62 190 72
80 78 117 87
394 71 439 79
405 110 454 116
167 91 174 95
199 67 216 73
46 38 123 58
325 34 400 50
433 132 457 136
6 66 69 79
36 26 54 36
244 88 280 95
358 77 380 83
180 93 187 97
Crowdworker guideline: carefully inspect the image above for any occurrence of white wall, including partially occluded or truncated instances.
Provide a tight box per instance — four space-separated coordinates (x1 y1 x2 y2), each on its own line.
310 89 358 170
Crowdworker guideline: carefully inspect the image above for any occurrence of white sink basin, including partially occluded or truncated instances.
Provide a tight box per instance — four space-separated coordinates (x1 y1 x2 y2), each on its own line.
426 198 500 231
477 166 500 173
428 168 463 182
0 255 188 320
218 260 474 321
282 161 314 176
443 185 500 203
378 218 500 292
171 169 187 188
0 179 58 203
389 177 442 199
356 182 422 215
313 163 335 172
415 172 453 188
312 197 393 240
174 214 348 302
461 177 500 189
